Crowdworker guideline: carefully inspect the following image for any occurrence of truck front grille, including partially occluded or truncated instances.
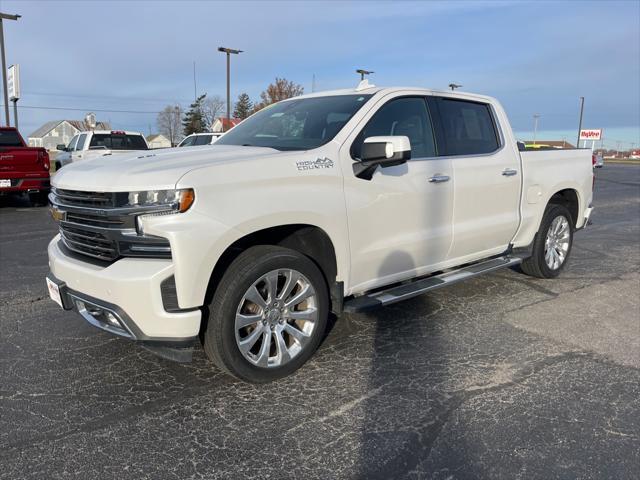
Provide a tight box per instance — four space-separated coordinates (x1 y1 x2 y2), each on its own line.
50 188 171 263
53 188 118 208
59 224 119 261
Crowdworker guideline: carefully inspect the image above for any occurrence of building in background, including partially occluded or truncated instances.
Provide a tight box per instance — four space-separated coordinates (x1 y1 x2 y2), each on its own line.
146 134 171 149
211 117 242 133
28 119 110 151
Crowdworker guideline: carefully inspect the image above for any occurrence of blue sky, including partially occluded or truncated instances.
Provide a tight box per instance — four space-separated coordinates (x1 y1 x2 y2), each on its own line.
2 0 639 149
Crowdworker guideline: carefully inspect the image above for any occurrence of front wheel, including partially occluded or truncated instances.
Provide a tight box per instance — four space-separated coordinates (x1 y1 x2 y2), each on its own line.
203 245 329 383
521 203 574 278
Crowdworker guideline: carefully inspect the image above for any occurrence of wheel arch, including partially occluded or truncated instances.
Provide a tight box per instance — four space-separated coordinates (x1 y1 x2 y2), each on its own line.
548 188 580 228
203 224 341 321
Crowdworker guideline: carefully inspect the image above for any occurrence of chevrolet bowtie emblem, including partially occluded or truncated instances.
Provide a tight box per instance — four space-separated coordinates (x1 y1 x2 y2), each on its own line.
50 206 66 222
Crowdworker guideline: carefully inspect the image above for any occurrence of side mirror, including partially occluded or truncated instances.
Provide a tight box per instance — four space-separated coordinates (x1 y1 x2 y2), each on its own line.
56 144 67 151
354 136 411 180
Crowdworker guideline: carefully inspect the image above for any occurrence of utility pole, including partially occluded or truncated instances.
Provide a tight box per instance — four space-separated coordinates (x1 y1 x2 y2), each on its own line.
217 47 242 132
356 69 373 80
576 96 585 148
533 114 540 145
0 12 21 127
193 61 197 101
449 83 462 91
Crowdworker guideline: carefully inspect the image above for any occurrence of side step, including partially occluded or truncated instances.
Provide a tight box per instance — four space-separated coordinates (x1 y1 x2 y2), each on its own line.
343 255 524 313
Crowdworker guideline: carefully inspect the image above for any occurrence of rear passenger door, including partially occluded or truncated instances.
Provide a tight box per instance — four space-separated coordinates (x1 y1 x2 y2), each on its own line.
429 97 520 261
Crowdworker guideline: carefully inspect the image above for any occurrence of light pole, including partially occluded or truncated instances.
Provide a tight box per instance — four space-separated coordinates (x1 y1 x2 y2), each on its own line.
0 12 20 127
218 47 242 132
576 96 585 148
533 114 540 145
356 69 373 80
449 83 462 91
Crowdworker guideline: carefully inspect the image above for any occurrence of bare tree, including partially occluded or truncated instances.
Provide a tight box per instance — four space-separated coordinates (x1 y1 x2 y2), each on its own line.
201 95 225 130
157 105 183 146
253 78 304 112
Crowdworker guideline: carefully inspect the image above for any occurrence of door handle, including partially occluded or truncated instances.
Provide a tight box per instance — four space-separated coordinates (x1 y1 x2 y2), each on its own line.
428 174 450 183
502 168 518 176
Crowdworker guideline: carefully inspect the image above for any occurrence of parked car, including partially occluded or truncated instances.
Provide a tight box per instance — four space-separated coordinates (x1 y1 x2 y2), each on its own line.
177 132 223 147
0 127 50 205
593 153 604 168
55 130 148 170
46 84 594 383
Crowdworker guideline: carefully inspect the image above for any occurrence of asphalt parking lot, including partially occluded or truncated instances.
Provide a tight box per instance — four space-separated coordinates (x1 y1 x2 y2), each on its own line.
1 165 638 480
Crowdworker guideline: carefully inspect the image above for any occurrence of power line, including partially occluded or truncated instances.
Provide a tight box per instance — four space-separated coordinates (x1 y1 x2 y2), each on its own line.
24 90 193 103
0 104 178 114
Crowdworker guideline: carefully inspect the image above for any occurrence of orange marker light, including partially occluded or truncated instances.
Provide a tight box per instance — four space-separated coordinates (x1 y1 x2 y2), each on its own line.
179 189 195 213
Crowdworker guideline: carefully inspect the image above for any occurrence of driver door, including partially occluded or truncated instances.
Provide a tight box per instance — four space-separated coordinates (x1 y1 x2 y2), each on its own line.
340 95 454 294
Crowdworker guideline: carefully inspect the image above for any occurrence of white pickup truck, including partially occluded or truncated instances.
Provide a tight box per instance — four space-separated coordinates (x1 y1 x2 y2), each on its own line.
54 130 149 170
46 83 594 382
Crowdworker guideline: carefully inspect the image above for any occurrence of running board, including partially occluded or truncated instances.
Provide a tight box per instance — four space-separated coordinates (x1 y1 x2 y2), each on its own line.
343 255 524 313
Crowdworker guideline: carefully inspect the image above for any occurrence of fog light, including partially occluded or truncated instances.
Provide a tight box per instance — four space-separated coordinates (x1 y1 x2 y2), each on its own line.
103 311 120 327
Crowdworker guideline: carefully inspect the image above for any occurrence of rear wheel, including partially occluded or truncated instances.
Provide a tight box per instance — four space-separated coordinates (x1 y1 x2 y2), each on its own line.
203 245 329 383
521 203 574 278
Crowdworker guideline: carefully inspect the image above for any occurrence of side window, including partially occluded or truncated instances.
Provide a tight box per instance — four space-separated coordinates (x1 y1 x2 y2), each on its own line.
76 134 87 151
352 97 436 160
435 98 499 156
68 135 79 151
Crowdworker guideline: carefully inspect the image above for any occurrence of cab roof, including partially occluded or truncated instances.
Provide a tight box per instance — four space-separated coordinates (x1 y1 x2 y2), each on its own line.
291 82 496 104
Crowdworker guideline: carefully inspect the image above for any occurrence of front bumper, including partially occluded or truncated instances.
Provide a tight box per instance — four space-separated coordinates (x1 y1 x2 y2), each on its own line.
47 236 201 343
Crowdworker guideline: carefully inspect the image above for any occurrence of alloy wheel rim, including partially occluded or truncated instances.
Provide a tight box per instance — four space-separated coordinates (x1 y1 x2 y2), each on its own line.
235 269 318 368
544 215 570 270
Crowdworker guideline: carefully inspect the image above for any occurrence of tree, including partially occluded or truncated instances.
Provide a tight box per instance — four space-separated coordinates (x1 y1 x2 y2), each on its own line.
157 105 183 146
182 94 208 135
201 95 225 129
253 78 304 112
233 93 253 120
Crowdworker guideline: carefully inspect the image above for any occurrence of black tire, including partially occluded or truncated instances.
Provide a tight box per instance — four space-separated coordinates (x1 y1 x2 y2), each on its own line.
203 245 329 383
28 191 49 207
521 203 574 279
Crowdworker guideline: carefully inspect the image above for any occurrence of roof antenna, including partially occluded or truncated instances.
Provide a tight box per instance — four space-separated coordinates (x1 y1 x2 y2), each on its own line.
449 83 462 91
356 69 375 91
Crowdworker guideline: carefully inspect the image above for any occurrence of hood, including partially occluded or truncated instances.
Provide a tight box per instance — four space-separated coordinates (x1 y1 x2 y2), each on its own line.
52 145 282 191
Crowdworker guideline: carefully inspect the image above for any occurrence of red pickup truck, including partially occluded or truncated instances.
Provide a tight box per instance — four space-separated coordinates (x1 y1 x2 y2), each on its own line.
0 127 50 205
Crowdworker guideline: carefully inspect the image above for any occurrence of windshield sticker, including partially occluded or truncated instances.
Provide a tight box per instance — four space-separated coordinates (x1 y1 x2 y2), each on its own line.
296 157 334 171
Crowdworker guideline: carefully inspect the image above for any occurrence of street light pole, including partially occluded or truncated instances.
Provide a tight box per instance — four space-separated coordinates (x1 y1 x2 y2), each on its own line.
576 96 585 148
0 12 21 127
217 47 242 132
533 114 540 145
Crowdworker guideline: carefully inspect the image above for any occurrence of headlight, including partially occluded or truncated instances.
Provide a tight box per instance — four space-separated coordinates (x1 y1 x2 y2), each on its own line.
125 188 194 213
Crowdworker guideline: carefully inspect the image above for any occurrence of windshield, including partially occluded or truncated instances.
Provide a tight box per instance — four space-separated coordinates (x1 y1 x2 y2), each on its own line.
89 134 148 150
215 94 373 151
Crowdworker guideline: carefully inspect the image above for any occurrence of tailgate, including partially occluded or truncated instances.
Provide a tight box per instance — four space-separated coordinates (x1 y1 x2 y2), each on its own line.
0 147 44 172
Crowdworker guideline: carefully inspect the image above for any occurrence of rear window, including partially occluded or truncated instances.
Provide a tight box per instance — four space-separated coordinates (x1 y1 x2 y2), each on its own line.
436 99 499 156
0 130 24 147
89 134 148 150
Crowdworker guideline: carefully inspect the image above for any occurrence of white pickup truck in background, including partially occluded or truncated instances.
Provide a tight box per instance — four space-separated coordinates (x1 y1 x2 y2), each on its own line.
46 83 594 383
54 130 149 170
